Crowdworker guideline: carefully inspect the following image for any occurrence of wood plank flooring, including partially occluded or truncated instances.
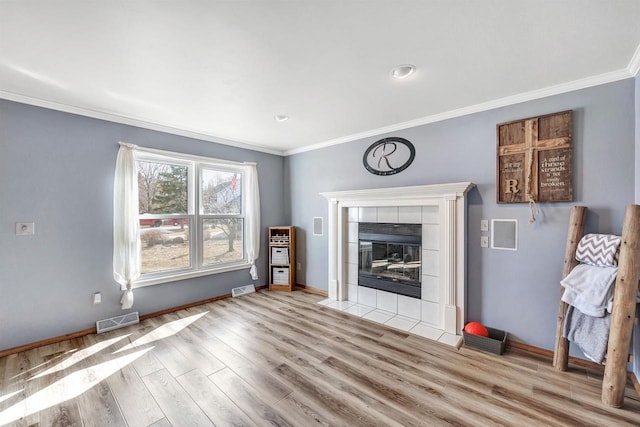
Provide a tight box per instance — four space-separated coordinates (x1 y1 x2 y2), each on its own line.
1 289 640 426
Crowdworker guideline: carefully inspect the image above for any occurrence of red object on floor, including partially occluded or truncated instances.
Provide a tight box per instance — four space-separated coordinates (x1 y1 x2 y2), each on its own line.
464 321 489 337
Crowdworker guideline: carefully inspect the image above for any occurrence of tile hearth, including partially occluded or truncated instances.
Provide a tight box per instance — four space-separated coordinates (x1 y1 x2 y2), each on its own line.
317 298 463 348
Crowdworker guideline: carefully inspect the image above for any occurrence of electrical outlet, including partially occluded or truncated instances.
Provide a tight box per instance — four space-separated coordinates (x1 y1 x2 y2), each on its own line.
481 236 489 248
480 219 489 232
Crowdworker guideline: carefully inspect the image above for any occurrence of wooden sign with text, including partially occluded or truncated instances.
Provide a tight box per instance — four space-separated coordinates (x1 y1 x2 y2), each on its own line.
497 110 573 204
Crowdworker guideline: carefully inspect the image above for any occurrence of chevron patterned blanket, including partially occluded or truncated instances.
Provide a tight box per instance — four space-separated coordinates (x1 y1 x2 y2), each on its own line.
575 233 621 267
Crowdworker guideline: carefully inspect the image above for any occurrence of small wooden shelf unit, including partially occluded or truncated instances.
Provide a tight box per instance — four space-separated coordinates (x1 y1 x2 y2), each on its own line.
268 226 296 291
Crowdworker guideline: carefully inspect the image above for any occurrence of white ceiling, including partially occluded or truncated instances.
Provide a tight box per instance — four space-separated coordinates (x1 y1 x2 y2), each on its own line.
1 1 639 155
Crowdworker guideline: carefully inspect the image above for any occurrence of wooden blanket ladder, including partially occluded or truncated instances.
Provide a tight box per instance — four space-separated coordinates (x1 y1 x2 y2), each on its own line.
553 205 640 407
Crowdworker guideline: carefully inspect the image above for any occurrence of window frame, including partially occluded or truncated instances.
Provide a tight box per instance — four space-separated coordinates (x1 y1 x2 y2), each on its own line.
198 162 245 269
133 150 251 288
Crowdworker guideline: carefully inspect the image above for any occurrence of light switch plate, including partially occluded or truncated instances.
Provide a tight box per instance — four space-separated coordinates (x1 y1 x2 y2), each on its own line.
16 222 35 235
480 219 489 232
480 236 489 248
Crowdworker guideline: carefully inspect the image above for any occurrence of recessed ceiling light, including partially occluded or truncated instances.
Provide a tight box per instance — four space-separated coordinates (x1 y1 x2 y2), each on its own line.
391 64 416 80
274 114 289 122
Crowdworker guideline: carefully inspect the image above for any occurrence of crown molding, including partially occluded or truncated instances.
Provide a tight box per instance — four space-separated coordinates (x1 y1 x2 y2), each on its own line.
0 90 285 156
285 68 634 156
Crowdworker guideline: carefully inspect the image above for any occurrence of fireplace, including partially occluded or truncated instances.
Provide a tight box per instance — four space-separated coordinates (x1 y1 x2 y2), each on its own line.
358 222 422 298
320 182 474 336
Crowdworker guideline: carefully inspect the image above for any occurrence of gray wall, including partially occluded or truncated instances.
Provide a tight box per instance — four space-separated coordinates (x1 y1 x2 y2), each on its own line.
286 79 635 352
0 100 286 351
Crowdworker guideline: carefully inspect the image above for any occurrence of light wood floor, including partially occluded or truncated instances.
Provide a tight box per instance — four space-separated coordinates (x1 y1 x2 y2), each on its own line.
2 290 640 426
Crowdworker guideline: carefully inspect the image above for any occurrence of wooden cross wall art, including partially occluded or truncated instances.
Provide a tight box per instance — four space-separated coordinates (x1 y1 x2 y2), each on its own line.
496 110 573 204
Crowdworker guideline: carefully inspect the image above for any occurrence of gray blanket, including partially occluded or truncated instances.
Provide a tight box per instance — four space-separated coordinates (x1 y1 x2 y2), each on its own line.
563 305 611 364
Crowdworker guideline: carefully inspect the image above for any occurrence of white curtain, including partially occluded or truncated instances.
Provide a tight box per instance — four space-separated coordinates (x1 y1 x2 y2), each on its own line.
244 163 261 280
113 142 141 309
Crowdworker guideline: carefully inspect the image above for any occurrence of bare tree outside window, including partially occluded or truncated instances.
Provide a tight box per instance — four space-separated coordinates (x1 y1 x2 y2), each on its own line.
137 161 168 214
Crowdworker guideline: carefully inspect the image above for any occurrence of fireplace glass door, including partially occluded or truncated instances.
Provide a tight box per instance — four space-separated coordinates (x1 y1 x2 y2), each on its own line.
359 241 421 283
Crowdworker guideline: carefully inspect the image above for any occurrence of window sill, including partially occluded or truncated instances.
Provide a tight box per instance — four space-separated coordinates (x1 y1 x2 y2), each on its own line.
127 262 252 289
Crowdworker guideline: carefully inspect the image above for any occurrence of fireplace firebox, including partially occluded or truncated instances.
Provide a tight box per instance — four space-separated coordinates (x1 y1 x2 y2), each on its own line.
358 222 422 298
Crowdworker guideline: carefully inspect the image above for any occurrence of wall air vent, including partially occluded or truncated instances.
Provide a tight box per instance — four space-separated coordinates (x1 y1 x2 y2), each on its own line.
232 284 256 297
96 312 140 334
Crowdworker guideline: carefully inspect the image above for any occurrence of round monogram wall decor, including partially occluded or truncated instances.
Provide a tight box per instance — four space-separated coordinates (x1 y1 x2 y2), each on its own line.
363 137 415 176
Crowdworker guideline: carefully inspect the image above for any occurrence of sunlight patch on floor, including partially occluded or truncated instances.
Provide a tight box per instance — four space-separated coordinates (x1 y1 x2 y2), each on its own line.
11 348 79 381
115 311 208 353
0 347 152 425
30 334 130 380
0 389 22 404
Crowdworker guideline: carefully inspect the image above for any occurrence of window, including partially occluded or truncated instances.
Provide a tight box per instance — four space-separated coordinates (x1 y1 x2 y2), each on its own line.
129 147 258 286
200 168 243 266
137 158 191 275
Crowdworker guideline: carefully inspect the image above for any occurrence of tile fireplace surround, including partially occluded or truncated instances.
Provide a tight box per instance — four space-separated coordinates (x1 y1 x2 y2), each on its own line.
320 182 475 347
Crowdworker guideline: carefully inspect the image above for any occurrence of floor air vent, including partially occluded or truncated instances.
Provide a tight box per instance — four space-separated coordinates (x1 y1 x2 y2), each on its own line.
96 312 140 334
232 284 256 297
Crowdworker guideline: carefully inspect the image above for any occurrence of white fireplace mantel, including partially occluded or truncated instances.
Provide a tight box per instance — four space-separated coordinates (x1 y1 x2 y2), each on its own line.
320 182 475 336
